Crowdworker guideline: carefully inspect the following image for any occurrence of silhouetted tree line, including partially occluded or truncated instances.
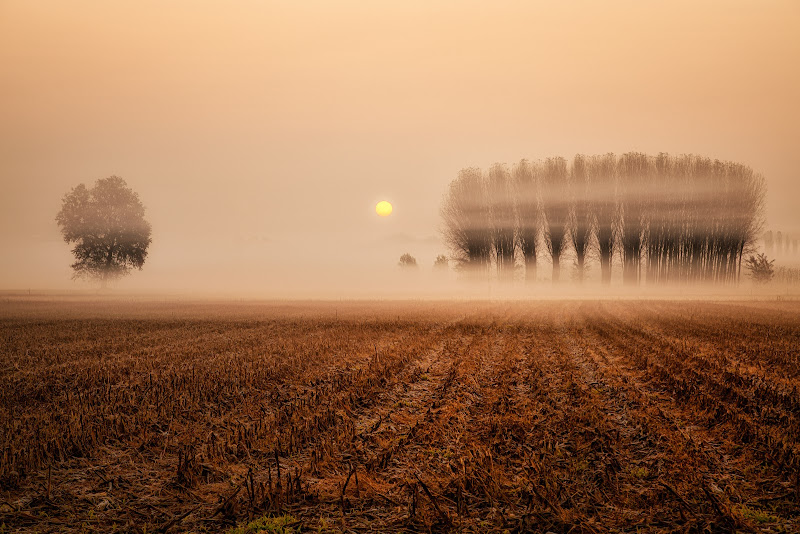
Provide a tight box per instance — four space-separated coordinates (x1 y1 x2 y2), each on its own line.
763 230 799 257
775 266 800 285
441 153 766 285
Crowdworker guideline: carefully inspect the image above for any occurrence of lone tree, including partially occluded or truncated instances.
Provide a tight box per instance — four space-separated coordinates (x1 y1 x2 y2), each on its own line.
398 253 418 269
744 253 774 284
56 176 152 287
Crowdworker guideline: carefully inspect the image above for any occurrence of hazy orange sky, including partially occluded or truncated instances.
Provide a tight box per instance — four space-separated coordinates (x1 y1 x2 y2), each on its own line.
1 1 799 293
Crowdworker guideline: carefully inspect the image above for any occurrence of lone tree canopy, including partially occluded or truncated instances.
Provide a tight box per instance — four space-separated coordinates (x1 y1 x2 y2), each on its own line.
56 176 152 286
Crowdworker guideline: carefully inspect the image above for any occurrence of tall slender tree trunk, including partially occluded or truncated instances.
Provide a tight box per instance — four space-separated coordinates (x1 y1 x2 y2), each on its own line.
599 244 613 284
575 252 585 283
525 257 537 283
623 252 639 285
552 256 560 283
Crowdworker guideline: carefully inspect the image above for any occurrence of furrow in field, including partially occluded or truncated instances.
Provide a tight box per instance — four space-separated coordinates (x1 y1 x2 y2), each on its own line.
579 304 800 527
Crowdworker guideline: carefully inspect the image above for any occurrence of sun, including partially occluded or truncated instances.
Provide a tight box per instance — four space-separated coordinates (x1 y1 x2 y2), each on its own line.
375 200 393 217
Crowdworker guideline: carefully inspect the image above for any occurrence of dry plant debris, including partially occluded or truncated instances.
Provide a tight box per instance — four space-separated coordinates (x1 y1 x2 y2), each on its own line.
0 299 799 533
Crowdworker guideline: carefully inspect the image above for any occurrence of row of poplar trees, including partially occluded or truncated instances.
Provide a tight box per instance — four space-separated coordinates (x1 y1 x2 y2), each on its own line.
441 153 766 285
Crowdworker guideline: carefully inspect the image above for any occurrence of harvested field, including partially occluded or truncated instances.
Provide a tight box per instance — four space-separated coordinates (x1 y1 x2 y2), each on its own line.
1 299 799 533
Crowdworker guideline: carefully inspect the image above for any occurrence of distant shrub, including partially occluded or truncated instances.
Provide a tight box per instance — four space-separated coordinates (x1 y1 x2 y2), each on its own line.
745 253 774 284
399 253 418 269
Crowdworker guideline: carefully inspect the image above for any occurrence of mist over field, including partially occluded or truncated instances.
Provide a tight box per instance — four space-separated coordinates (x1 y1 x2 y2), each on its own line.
2 1 800 297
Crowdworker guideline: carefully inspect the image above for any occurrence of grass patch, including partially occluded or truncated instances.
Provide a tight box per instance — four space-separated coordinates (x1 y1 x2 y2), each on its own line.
629 466 650 479
734 504 780 524
225 514 299 534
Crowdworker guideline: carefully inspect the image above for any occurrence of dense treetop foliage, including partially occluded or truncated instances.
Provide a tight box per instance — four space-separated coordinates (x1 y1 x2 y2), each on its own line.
442 153 766 285
56 176 152 285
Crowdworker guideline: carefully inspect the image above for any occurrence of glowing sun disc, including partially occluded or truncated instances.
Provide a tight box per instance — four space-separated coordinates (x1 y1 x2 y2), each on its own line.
376 200 393 217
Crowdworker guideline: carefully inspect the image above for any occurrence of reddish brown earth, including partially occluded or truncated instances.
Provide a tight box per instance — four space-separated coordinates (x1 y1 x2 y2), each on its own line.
1 299 799 533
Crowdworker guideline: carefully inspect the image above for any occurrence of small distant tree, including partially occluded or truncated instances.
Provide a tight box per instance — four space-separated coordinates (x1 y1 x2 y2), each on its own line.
399 253 418 269
433 255 449 270
744 253 774 284
56 176 152 288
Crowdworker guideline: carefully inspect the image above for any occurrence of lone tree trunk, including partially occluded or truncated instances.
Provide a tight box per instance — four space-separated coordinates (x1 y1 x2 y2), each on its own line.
101 245 114 289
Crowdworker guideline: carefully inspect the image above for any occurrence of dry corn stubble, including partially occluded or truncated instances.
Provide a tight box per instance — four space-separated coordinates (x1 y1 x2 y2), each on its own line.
0 298 799 532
